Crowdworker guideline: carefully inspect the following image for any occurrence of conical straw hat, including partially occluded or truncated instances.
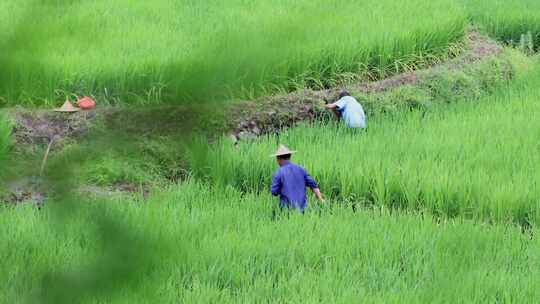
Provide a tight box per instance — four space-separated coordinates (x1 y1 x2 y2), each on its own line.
54 100 80 113
270 144 297 157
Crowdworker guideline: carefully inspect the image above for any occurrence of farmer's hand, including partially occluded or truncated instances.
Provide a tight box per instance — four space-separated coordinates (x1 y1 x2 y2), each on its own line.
313 188 325 203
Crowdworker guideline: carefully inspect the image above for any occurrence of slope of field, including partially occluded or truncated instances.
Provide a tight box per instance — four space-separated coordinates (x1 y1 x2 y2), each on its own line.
0 0 467 105
2 182 539 303
197 61 540 224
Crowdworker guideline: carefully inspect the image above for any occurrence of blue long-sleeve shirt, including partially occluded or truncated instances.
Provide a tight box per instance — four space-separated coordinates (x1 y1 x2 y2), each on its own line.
271 161 319 211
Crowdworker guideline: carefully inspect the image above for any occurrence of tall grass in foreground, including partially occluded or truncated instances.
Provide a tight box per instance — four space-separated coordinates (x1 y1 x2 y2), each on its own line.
1 182 539 303
197 64 540 225
0 0 466 105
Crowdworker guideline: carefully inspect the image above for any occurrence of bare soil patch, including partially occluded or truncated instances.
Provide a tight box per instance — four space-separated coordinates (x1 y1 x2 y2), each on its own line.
79 182 151 200
1 176 46 207
12 108 97 149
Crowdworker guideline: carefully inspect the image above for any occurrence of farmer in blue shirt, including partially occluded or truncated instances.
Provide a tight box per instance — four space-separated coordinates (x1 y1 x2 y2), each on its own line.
325 90 367 129
270 145 324 212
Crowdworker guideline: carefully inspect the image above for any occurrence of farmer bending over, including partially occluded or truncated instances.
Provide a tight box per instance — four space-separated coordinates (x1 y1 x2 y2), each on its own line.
324 90 367 129
270 145 324 212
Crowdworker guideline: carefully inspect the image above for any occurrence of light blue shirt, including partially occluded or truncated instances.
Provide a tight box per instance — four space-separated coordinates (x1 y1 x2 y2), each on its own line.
335 96 366 128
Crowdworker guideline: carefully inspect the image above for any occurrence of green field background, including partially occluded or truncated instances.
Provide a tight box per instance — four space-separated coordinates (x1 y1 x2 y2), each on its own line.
2 0 539 105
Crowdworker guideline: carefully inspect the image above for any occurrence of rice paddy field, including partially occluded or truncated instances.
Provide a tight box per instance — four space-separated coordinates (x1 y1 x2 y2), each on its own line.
0 0 464 105
2 1 540 303
1 0 540 105
2 64 540 302
2 183 540 303
467 0 540 50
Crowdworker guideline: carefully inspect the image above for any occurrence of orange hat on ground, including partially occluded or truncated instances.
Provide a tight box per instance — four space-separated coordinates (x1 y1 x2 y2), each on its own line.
77 96 96 110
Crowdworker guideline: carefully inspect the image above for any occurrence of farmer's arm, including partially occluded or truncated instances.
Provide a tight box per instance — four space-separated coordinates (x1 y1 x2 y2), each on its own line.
271 172 282 196
325 97 348 119
305 171 325 202
312 188 324 202
324 103 341 119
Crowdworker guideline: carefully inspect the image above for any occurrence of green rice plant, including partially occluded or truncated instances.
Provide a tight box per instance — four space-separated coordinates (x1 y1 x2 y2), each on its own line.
0 113 12 165
465 0 540 48
0 0 467 105
3 1 540 105
0 113 12 197
1 182 540 302
199 62 540 224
